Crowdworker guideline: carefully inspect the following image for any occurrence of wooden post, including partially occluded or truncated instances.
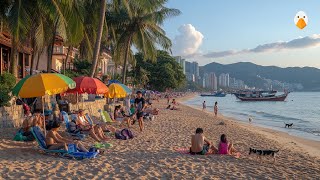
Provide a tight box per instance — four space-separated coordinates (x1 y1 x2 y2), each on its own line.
22 53 25 78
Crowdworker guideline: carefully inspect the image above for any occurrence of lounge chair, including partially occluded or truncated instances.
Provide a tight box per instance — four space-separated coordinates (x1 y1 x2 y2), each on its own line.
85 113 94 125
61 111 85 139
31 126 98 159
98 109 116 123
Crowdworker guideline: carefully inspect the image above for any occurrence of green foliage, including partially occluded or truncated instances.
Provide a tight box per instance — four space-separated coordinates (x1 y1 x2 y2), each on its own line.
131 50 186 91
0 73 16 107
64 59 92 78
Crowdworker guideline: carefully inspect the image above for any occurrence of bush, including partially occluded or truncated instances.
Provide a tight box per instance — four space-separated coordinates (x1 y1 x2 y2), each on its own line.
0 73 16 107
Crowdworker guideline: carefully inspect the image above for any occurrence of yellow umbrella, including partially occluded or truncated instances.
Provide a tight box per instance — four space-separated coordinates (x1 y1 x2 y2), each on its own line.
106 83 129 98
12 73 75 135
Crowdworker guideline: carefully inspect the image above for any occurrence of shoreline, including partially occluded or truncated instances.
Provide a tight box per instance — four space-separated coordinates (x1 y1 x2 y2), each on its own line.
178 96 320 159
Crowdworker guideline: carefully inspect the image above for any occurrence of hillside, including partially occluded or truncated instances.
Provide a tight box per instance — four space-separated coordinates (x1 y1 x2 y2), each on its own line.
200 62 320 91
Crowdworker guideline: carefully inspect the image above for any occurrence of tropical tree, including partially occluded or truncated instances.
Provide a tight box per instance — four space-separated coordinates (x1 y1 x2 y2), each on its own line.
132 51 186 91
111 0 181 84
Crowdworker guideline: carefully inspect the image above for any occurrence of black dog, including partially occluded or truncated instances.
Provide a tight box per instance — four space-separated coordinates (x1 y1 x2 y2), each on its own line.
284 123 293 128
249 148 279 163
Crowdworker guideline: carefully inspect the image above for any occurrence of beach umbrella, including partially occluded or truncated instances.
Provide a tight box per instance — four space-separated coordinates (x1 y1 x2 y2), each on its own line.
106 83 132 98
12 73 76 135
66 76 108 110
12 73 76 98
107 79 121 85
66 76 108 94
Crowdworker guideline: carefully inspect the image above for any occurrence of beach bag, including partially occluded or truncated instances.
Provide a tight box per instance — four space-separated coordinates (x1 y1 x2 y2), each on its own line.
115 131 127 140
13 130 27 141
121 128 134 139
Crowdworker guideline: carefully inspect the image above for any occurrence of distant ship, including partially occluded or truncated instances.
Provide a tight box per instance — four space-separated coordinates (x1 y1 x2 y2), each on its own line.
234 90 289 101
200 92 226 97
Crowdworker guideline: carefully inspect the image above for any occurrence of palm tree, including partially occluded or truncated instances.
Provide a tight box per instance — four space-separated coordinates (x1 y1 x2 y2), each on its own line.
110 0 181 84
89 0 107 77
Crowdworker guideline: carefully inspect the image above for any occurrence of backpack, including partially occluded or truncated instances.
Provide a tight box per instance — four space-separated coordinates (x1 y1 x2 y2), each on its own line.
121 128 134 139
115 131 127 140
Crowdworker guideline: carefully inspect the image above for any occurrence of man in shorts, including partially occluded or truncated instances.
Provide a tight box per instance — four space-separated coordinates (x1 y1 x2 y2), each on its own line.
190 128 217 155
134 91 145 132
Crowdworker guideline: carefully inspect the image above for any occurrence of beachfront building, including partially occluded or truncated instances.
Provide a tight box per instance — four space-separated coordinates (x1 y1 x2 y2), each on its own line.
0 32 32 79
185 60 200 83
37 36 79 73
186 72 195 82
174 56 186 74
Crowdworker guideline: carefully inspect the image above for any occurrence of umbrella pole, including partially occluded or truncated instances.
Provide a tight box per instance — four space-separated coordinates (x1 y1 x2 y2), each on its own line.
42 96 46 136
77 92 79 111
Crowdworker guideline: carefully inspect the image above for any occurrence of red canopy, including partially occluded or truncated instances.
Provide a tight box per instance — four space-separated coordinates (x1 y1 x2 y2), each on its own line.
66 76 108 94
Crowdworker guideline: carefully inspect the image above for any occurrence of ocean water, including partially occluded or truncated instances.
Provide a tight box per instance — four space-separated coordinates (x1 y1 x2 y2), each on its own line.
183 92 320 141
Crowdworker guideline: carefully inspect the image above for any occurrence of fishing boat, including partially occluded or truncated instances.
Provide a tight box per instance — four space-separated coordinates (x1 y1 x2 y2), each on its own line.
234 90 288 101
200 92 226 97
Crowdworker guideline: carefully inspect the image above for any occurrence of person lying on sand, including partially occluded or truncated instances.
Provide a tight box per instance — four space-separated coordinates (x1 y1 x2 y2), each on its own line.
190 128 217 155
218 134 237 155
45 121 88 152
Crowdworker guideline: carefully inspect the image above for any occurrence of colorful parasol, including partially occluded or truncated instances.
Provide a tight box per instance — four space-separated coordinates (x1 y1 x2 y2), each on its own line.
106 83 132 98
66 76 108 94
12 73 76 98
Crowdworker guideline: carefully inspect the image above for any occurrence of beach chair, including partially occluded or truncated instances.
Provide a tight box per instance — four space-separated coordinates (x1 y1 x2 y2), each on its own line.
31 126 98 159
31 126 68 155
98 109 115 123
61 111 85 140
85 113 94 125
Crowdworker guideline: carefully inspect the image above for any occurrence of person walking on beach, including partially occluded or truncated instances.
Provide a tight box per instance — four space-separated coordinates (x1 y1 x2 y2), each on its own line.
135 91 146 132
214 101 218 117
202 101 206 111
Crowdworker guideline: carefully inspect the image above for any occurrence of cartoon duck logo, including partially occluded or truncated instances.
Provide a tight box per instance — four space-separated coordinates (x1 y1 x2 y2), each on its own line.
294 11 308 30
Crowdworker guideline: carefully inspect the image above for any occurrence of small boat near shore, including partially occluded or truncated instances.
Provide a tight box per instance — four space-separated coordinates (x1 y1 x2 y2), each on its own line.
200 92 226 97
234 90 289 101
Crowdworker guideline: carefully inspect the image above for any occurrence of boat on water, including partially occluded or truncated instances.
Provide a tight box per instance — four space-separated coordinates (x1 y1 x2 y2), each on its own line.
234 90 289 101
200 92 226 97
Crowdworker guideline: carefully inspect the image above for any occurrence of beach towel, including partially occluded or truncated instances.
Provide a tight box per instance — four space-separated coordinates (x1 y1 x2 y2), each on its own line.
175 147 241 158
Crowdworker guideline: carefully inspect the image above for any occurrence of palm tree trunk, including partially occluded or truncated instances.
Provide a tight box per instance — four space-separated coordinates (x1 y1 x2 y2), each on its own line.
10 37 18 78
36 52 41 70
63 45 72 74
122 38 131 84
47 19 59 73
29 39 36 75
90 0 106 77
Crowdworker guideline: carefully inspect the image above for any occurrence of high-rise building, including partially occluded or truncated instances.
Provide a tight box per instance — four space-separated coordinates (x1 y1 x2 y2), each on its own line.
191 61 199 77
174 56 186 74
185 61 192 74
218 73 230 87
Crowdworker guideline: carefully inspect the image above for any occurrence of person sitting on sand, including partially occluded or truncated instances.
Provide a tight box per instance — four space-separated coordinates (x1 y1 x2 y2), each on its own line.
45 121 88 152
144 103 159 115
190 128 217 155
218 134 237 155
76 109 92 131
75 110 110 142
114 105 132 128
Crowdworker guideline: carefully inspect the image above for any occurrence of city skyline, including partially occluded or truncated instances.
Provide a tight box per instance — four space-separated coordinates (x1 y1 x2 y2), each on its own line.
164 0 320 68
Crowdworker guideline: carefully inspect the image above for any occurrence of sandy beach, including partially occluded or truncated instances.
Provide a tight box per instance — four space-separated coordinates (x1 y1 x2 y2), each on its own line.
0 94 320 179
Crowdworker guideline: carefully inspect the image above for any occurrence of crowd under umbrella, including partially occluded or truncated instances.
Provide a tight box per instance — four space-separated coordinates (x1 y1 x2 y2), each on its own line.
12 73 76 135
66 76 109 110
106 83 132 112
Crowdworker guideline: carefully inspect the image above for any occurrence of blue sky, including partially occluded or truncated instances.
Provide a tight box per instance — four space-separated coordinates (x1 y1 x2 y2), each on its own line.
163 0 320 67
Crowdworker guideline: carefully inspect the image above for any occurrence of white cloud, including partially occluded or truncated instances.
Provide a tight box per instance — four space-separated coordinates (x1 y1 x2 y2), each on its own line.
172 24 204 57
204 34 320 58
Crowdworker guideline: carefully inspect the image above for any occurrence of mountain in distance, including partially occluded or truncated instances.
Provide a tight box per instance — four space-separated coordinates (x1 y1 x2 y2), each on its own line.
200 62 320 91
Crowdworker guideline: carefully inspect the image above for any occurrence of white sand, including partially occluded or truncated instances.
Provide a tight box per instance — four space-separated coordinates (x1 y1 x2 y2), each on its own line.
0 94 319 179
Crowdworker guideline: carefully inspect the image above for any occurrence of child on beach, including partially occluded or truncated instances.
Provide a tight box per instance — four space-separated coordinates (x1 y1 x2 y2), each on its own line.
218 134 236 155
202 101 206 111
214 101 218 117
190 128 217 155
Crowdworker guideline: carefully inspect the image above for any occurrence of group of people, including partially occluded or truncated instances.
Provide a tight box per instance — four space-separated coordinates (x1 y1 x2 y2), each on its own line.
190 128 237 155
19 90 159 152
202 101 218 117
